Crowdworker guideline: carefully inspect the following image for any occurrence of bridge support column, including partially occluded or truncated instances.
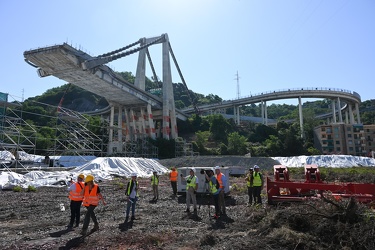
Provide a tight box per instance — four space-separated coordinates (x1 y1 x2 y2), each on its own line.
349 105 355 124
162 34 178 140
261 101 265 124
264 101 268 126
233 106 240 125
355 103 361 124
135 38 146 90
298 97 304 138
337 97 343 123
117 106 123 153
124 108 131 141
345 110 349 124
130 108 137 140
107 105 115 155
147 104 156 139
140 108 146 137
332 99 337 123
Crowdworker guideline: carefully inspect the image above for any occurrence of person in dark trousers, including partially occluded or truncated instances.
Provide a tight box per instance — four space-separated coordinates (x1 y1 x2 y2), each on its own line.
67 173 85 229
252 165 264 204
215 166 227 215
204 169 220 219
169 167 178 196
125 172 139 221
151 170 159 201
80 174 106 236
245 168 255 205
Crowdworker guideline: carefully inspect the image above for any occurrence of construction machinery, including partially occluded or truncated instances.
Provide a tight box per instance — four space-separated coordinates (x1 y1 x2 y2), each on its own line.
267 164 375 204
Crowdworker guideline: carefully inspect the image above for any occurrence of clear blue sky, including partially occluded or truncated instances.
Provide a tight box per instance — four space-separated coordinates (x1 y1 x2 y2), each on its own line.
1 0 374 105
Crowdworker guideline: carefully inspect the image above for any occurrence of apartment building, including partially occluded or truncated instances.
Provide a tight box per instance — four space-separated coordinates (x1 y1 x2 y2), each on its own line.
314 124 375 156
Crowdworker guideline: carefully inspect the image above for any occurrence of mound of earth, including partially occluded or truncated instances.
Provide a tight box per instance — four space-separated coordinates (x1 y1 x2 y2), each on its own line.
1 173 374 249
158 156 279 170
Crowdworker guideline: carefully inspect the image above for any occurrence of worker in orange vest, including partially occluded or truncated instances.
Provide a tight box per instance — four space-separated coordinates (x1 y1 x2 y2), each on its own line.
80 174 106 236
215 166 227 216
67 173 85 229
169 167 178 196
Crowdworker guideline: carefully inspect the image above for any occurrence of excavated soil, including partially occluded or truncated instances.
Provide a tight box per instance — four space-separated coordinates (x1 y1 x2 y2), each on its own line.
1 164 375 250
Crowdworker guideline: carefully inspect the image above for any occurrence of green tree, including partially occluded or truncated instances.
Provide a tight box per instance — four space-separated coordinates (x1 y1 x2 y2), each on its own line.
227 132 248 155
208 115 234 143
195 131 211 152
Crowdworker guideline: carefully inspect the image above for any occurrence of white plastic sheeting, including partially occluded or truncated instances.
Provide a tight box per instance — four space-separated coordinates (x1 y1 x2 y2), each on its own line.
0 154 169 189
272 155 375 168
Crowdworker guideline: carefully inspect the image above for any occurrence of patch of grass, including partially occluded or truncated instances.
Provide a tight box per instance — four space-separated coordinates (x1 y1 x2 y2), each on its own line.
12 186 23 192
27 185 37 192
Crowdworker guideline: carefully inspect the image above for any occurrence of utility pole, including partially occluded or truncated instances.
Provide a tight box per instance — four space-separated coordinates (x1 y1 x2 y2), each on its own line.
234 71 240 99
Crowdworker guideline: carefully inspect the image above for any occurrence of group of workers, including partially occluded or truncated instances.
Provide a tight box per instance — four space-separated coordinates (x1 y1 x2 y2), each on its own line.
67 173 106 236
67 165 263 235
245 165 264 205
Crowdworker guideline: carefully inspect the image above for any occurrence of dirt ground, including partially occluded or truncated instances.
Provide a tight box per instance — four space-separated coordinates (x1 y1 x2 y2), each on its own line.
1 164 375 250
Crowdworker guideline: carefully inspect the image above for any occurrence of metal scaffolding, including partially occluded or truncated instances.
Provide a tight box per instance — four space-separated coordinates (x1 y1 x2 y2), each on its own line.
0 93 37 157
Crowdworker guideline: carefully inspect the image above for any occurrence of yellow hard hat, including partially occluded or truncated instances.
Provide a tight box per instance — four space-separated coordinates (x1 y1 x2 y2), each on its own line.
85 174 94 183
78 174 85 180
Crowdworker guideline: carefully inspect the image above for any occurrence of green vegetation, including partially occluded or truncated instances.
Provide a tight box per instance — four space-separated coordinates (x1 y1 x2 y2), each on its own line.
12 186 23 192
10 71 375 158
27 185 37 192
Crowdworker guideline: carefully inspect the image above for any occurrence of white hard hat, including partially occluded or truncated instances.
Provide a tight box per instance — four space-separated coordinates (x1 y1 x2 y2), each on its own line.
131 172 137 177
214 166 220 170
190 168 196 173
254 165 260 169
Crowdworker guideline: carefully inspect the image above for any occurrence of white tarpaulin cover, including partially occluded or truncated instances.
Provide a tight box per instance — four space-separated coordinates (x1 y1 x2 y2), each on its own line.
272 155 375 168
0 151 168 189
1 150 375 189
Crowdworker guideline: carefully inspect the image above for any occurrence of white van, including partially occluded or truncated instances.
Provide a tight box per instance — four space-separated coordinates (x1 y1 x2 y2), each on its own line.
177 166 230 195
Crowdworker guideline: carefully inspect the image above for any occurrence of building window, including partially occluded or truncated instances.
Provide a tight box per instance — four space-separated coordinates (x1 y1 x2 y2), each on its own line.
349 147 354 151
336 147 340 151
335 134 339 138
348 140 353 145
347 127 351 132
348 134 352 138
336 141 340 144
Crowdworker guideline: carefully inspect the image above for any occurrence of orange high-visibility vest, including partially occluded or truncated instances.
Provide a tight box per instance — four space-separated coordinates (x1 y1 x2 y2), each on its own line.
216 173 224 189
169 170 178 182
69 182 84 201
82 184 99 207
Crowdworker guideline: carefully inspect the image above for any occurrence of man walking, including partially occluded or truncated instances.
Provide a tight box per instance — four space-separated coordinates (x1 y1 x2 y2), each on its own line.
125 172 139 221
67 173 85 229
80 174 106 236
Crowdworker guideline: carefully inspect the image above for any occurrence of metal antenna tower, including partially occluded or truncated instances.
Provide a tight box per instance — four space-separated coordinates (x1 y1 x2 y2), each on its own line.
235 71 241 99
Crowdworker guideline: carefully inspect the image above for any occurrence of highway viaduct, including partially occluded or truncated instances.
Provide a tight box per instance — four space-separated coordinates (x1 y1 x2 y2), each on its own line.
24 34 362 154
182 87 362 137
